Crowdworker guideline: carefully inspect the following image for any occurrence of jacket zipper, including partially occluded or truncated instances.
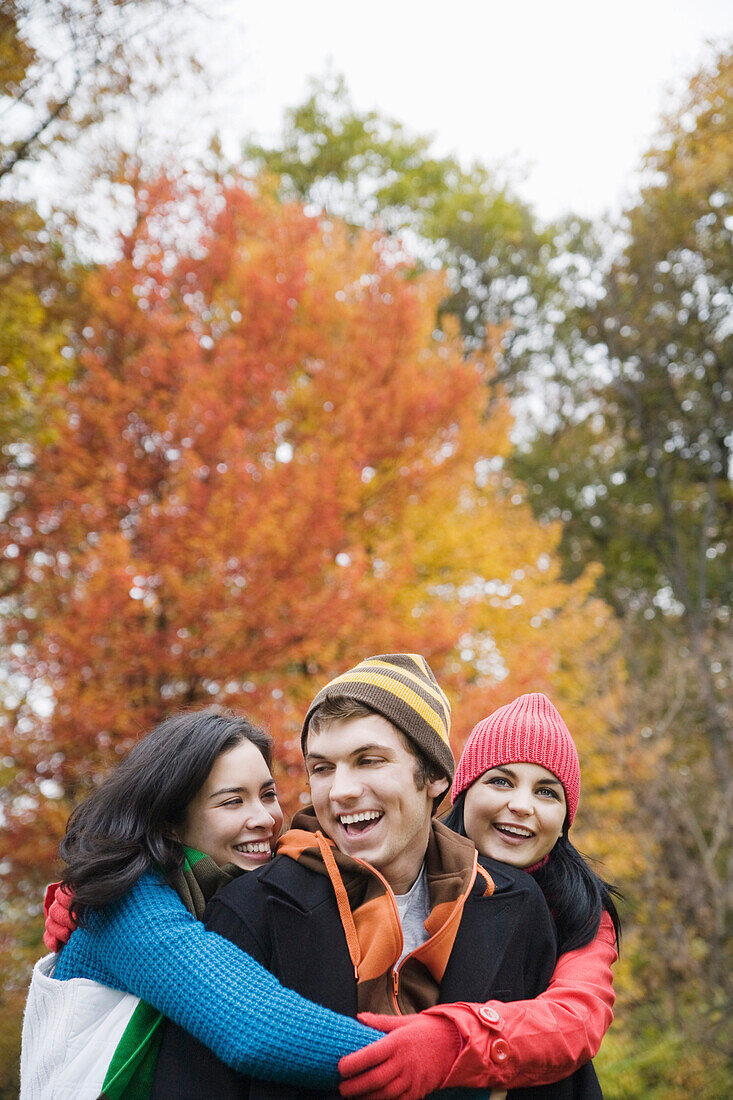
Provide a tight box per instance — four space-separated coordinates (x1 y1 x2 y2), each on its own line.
352 855 405 1012
352 850 479 1015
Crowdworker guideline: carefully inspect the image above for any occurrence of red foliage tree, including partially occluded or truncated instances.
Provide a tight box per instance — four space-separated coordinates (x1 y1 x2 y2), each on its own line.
1 174 619 892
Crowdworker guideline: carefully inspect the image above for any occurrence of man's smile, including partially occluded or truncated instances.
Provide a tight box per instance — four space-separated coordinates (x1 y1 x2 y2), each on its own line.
337 810 384 837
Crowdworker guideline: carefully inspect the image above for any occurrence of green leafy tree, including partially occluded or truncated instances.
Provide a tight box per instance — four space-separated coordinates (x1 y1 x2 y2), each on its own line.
246 75 590 406
252 57 733 1094
512 46 733 1078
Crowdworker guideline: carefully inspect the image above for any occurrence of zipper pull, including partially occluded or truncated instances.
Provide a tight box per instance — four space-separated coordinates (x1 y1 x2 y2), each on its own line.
392 970 399 998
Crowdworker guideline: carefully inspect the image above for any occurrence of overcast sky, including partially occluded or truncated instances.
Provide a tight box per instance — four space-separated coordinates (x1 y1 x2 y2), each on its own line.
203 0 732 221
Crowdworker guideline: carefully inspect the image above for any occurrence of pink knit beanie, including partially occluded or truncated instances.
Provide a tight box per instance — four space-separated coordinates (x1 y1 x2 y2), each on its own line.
452 693 581 824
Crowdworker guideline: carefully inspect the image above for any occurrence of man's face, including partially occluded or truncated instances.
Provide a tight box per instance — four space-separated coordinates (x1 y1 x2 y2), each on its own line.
305 714 448 894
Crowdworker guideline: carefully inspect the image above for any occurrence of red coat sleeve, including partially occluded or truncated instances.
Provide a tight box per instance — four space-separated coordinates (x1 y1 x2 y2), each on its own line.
430 911 617 1091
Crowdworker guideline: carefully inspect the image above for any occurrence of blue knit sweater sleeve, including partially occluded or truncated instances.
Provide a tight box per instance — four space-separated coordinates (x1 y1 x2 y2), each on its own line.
53 871 380 1089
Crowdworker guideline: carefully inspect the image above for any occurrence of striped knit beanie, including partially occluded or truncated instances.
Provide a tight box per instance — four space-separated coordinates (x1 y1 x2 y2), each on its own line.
452 693 580 824
302 654 454 782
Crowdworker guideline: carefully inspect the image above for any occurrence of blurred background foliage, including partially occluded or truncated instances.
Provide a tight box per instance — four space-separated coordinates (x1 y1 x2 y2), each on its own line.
0 3 731 1095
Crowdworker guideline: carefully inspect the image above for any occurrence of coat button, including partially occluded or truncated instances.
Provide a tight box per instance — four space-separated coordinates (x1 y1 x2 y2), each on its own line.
491 1039 510 1062
478 1005 501 1024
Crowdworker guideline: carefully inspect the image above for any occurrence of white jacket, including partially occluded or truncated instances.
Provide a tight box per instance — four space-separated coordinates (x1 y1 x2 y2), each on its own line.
20 953 140 1099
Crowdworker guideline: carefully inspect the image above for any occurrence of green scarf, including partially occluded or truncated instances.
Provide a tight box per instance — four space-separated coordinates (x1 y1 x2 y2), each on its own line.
99 847 242 1099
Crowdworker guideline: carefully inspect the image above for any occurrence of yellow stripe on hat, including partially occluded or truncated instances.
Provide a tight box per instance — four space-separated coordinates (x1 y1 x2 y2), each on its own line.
359 658 451 725
323 670 450 744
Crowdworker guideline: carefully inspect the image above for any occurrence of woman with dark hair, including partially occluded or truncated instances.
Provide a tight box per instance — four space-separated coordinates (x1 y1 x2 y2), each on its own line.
60 707 279 906
339 693 620 1099
21 707 379 1097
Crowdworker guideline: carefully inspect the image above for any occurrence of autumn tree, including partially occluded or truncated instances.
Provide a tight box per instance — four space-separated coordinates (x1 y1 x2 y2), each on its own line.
0 178 624 1089
2 170 621 832
0 202 71 448
0 11 217 1087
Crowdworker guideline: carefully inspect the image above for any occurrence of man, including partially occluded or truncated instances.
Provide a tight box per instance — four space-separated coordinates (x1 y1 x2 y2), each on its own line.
153 654 558 1097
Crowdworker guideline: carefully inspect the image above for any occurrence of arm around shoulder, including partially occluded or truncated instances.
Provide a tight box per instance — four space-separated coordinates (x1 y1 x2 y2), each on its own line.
76 871 380 1090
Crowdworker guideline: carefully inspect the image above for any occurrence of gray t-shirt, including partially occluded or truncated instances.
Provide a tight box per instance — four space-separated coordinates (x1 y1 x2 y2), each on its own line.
394 864 430 963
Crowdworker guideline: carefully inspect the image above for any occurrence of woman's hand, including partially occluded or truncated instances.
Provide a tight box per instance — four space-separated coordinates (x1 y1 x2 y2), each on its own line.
338 1012 460 1100
43 881 76 952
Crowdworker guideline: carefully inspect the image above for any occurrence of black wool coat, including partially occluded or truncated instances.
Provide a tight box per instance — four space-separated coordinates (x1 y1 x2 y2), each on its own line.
153 853 601 1099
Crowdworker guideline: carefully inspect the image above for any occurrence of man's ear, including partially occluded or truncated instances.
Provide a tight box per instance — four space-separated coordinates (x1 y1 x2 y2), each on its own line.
427 775 450 800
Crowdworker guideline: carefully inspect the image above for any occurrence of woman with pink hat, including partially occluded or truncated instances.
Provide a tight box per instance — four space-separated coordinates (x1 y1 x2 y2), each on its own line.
340 692 620 1098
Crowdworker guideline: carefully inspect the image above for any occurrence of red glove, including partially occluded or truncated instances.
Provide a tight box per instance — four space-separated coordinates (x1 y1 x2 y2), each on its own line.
43 881 76 952
339 1013 461 1100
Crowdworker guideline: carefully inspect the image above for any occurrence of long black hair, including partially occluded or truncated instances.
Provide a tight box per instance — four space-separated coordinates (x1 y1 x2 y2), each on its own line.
60 706 272 917
443 793 621 955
